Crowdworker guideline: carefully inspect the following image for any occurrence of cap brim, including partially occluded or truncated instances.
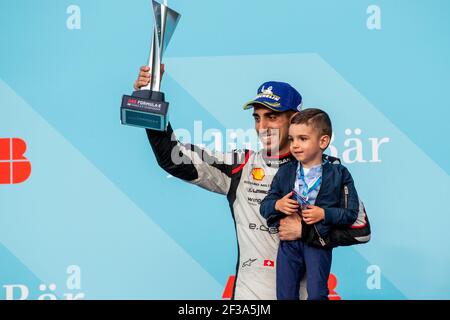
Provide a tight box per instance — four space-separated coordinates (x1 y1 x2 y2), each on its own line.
243 100 287 112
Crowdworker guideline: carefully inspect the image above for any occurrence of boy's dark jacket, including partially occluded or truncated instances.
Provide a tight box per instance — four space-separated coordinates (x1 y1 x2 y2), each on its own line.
260 155 359 238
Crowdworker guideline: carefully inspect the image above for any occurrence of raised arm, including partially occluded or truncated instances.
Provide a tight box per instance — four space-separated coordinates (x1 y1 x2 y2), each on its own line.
146 124 240 195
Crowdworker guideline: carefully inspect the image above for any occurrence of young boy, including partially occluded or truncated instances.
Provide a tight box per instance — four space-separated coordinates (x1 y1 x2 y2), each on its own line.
260 108 360 300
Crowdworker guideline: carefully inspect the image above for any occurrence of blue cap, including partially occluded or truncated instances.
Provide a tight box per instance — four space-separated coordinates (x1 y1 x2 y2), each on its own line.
243 81 303 112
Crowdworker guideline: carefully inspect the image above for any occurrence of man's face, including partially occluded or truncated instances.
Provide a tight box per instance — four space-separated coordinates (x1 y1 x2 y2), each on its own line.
252 106 292 154
289 123 330 165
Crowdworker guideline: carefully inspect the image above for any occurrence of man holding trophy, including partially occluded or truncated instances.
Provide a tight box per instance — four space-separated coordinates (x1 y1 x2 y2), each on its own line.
124 0 307 299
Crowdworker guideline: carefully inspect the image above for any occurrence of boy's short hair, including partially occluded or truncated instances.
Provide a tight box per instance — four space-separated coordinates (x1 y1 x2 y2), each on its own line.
290 108 332 138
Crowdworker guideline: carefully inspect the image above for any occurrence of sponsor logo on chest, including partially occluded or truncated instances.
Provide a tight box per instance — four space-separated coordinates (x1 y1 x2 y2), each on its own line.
244 164 276 206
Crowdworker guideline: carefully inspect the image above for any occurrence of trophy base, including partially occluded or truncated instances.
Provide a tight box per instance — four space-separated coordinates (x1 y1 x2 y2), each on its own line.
120 90 169 131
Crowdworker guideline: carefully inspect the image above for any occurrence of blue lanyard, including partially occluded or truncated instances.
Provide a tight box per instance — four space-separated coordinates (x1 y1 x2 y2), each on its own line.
296 159 327 201
298 167 321 198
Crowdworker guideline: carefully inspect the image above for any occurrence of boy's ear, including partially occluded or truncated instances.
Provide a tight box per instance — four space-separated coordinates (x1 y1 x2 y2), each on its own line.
289 111 299 123
319 135 331 150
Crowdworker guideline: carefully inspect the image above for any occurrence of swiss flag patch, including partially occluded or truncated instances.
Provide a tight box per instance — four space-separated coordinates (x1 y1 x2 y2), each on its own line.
263 259 275 267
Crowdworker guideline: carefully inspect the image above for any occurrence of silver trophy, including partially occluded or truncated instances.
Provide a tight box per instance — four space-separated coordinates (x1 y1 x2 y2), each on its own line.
121 0 181 131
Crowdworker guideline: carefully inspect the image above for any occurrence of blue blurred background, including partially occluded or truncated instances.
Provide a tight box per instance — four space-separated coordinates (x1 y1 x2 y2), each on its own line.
0 0 449 299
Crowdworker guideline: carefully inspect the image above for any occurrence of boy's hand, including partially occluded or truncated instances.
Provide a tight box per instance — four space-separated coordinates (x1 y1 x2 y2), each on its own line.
275 191 299 215
133 64 165 90
302 205 325 224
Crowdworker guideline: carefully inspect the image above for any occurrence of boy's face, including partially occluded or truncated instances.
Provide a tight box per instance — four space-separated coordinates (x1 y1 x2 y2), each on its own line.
288 123 330 165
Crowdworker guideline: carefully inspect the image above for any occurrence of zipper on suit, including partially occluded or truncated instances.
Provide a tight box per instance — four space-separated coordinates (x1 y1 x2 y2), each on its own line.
314 225 326 246
344 185 349 209
315 184 349 247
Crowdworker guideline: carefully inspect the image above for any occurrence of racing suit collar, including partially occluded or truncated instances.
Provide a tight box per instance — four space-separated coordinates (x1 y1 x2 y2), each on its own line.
261 151 295 167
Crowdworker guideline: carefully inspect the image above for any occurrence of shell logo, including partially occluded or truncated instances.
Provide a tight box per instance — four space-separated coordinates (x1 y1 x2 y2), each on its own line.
251 167 265 181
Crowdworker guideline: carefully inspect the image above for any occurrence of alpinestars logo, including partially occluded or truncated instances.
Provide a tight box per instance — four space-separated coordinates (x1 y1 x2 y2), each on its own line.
0 138 32 184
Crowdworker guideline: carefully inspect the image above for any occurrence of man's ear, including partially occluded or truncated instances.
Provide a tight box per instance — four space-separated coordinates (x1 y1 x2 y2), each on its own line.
320 135 331 150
